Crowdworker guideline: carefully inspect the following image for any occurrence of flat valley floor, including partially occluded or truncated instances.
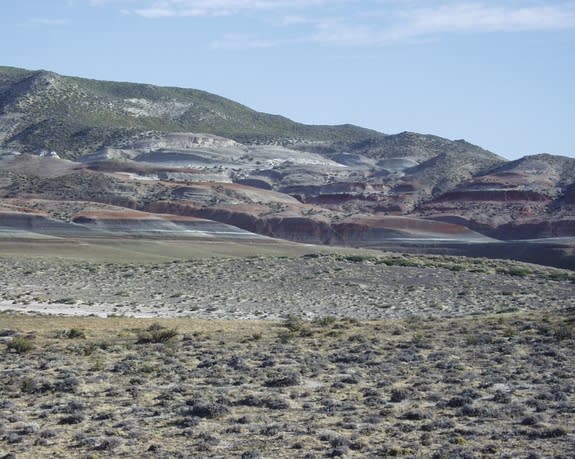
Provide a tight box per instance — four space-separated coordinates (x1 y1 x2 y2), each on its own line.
1 238 574 457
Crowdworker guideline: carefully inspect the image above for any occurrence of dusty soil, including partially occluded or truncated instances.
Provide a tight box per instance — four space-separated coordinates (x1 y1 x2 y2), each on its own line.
0 253 573 320
0 251 574 458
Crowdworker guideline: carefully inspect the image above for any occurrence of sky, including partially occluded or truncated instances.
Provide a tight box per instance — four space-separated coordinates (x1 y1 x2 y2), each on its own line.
1 0 574 160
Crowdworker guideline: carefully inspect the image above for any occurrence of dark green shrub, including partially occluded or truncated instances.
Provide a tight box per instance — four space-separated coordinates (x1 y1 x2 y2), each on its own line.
7 336 34 353
68 328 86 339
390 387 410 403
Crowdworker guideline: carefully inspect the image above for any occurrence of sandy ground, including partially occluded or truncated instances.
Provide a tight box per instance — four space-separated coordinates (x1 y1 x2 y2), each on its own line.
1 241 574 458
1 251 573 320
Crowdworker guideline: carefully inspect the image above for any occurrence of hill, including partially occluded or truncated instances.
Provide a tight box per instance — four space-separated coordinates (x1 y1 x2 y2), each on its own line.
1 65 574 269
0 66 383 158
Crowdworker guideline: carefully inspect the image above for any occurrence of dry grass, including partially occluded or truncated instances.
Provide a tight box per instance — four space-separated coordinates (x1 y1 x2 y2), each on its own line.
1 310 574 458
2 253 573 320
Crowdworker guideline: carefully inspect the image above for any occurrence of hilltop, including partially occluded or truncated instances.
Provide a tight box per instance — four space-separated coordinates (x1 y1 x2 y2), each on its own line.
0 66 383 158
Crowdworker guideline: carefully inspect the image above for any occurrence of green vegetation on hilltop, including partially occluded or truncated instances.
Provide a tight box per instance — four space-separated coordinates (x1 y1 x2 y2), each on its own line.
0 66 384 159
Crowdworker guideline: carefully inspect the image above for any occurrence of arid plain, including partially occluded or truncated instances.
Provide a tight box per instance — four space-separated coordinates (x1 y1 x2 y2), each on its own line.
1 238 574 458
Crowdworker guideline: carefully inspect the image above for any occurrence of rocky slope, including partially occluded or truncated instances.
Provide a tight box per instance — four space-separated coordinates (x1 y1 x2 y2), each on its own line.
1 66 574 268
417 154 575 239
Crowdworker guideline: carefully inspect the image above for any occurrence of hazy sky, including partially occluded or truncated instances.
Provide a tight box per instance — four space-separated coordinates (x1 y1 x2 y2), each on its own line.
2 0 574 159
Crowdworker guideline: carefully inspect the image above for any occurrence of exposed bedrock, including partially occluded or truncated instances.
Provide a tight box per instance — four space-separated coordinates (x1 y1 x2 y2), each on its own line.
494 218 575 240
147 203 333 243
0 209 91 235
70 209 265 238
437 189 553 202
143 201 489 244
331 216 490 244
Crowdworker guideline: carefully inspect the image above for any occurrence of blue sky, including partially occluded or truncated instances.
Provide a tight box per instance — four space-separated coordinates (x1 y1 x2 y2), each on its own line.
2 0 574 159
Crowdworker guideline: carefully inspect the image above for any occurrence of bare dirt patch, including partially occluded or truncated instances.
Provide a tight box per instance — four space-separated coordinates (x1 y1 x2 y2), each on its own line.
0 253 573 320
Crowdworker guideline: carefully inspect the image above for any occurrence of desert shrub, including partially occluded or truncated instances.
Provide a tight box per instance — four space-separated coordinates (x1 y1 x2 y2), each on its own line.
70 342 98 356
39 430 57 439
54 375 80 393
136 323 178 344
20 378 49 394
185 399 230 419
340 254 374 263
491 390 512 404
314 316 337 327
7 336 34 353
448 264 464 272
456 404 496 418
236 395 266 407
264 397 290 410
534 427 567 439
241 452 261 459
445 396 472 408
56 328 86 340
390 387 410 403
62 400 85 413
399 409 429 420
280 315 313 339
94 437 122 451
173 416 201 428
261 424 281 436
546 271 572 281
284 314 306 332
265 371 301 387
227 355 246 370
54 297 76 304
0 329 17 337
58 414 84 425
377 257 419 267
340 374 361 384
465 335 480 346
521 416 541 426
65 328 86 339
74 432 99 448
329 446 349 457
499 267 531 277
553 325 573 341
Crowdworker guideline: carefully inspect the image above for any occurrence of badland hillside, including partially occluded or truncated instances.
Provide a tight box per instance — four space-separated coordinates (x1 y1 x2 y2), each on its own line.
1 66 574 268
